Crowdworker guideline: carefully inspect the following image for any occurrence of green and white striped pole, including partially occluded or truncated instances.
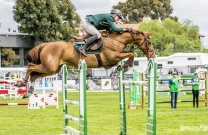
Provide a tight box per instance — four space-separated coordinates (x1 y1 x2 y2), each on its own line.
78 59 88 134
147 58 157 135
61 59 87 135
119 69 127 135
62 65 68 134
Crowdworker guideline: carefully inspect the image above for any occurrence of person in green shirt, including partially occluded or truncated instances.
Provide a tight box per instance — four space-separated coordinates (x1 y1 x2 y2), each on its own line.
80 9 130 57
191 72 200 108
168 72 179 109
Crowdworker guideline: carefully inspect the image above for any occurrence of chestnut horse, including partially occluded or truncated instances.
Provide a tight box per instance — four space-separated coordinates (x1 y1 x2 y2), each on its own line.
23 29 155 85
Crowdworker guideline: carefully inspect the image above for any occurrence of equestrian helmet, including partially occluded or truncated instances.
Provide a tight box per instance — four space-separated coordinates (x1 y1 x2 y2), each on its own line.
111 9 123 19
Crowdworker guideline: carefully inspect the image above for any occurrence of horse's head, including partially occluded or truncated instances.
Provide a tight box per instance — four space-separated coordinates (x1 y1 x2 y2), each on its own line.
123 29 155 59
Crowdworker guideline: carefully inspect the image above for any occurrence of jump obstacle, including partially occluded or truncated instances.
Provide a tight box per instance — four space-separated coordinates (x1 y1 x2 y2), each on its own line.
119 58 157 135
61 58 157 135
28 74 59 109
61 59 87 135
0 74 59 108
128 70 143 109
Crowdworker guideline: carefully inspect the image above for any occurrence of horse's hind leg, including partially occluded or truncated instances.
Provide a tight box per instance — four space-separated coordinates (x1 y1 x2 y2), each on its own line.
27 63 60 82
30 65 63 82
14 63 35 87
24 63 37 82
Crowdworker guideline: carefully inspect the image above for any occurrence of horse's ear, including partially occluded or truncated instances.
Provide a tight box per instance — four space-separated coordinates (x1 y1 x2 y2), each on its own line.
145 32 152 36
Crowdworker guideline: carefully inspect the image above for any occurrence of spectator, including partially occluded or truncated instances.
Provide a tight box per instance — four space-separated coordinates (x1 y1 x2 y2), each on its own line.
113 79 118 90
174 68 178 75
110 71 115 80
110 71 115 89
114 69 118 78
75 79 79 85
73 73 79 85
191 72 200 108
58 72 62 80
168 72 179 109
178 70 183 76
86 71 92 80
167 69 173 78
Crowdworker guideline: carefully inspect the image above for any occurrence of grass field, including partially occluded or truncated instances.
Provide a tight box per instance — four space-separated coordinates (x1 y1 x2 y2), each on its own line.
1 91 208 135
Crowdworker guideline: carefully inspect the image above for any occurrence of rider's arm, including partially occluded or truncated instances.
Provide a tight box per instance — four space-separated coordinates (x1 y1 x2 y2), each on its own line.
105 14 124 33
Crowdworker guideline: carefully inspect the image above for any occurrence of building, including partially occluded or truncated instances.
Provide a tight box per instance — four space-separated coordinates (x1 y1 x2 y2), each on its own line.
0 30 35 67
129 53 208 75
90 53 208 78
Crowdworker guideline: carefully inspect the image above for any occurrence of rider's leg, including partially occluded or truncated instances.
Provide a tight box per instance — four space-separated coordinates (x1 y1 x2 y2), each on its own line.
80 19 101 57
80 35 98 56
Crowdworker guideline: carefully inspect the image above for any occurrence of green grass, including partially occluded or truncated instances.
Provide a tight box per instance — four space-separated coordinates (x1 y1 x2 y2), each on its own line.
1 92 208 135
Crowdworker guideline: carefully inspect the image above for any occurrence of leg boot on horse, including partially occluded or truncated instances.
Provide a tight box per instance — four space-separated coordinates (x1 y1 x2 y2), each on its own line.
80 35 99 57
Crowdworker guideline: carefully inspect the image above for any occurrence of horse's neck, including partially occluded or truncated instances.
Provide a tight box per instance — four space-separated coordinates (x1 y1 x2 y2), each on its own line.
102 32 132 44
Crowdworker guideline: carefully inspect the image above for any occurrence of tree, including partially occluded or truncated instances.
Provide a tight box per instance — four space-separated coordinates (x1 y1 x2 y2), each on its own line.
1 48 20 67
113 0 178 23
13 0 60 43
56 0 81 41
13 0 81 43
138 18 201 56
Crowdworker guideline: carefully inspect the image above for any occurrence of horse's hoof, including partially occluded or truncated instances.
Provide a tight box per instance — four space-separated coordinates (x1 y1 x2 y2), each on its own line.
116 65 122 71
129 62 133 67
14 83 22 88
123 67 128 72
22 93 32 98
21 82 27 86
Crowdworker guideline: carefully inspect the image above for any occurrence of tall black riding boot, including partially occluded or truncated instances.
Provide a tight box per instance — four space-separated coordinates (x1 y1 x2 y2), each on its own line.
80 35 98 57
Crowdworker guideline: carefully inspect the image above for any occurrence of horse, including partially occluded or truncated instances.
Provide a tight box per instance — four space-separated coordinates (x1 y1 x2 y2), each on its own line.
20 27 155 97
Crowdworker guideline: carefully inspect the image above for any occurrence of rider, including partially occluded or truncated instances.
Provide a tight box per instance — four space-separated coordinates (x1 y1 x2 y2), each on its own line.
80 9 130 57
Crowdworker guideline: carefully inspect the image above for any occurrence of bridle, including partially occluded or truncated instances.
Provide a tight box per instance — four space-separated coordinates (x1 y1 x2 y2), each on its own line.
129 31 155 58
104 30 155 59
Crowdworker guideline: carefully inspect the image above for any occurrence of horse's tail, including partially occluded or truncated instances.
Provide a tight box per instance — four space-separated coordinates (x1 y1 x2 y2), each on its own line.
26 43 46 64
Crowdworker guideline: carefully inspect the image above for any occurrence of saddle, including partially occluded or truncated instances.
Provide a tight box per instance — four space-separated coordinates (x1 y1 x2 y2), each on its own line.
73 35 103 50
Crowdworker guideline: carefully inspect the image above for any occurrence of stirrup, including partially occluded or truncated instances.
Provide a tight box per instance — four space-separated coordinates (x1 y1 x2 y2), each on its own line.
79 48 87 57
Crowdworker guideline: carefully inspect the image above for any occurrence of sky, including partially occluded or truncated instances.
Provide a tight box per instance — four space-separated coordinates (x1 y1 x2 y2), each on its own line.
0 0 207 47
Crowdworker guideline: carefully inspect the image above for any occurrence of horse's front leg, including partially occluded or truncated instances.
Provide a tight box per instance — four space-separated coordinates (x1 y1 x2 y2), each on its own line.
116 52 134 71
122 45 134 53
